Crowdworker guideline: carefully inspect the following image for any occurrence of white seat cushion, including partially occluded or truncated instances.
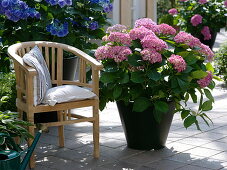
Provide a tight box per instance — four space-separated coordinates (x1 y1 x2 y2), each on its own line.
42 85 97 106
23 46 52 105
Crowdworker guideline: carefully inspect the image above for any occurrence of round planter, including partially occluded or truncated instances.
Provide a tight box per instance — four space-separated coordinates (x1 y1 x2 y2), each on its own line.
63 56 79 81
116 101 175 150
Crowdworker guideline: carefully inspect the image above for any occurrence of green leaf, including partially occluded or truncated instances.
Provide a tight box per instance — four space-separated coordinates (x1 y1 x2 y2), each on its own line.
100 72 118 83
133 97 151 112
128 54 142 67
181 110 190 120
191 70 208 79
184 55 198 65
204 89 214 102
147 70 161 81
184 93 190 103
189 91 197 103
130 87 142 100
154 101 169 113
213 75 223 81
200 114 210 127
0 137 5 145
208 80 215 90
184 115 196 128
201 100 213 111
206 63 214 73
113 86 122 99
131 71 145 83
119 73 129 84
182 66 193 73
177 78 188 90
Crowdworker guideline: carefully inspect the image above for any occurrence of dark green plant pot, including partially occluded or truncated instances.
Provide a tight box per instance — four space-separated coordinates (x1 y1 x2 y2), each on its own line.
116 101 175 150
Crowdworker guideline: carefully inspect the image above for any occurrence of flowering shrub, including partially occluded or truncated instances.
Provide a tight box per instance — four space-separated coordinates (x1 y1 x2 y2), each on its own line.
168 0 227 46
96 18 218 129
0 0 112 72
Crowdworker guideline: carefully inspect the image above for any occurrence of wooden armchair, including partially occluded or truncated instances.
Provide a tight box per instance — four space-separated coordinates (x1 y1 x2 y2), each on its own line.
7 41 103 168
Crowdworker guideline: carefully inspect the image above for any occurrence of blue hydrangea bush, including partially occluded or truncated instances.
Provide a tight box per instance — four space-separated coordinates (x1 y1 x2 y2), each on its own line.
0 0 113 72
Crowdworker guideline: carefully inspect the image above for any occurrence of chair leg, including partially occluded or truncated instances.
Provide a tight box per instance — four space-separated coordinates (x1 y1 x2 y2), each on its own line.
27 113 35 169
93 105 100 158
57 111 64 147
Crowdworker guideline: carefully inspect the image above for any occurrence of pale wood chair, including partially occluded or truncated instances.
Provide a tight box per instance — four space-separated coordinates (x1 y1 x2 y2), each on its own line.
7 41 103 168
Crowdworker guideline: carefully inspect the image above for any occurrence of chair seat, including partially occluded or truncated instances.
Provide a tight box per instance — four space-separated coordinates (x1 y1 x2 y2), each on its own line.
42 85 97 106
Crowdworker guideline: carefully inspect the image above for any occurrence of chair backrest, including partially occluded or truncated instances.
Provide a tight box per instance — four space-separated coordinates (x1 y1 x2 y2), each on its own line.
8 41 102 108
8 41 95 86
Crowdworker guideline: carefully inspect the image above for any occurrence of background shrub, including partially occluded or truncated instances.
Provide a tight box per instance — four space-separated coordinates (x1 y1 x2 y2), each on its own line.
215 42 227 83
0 0 113 73
0 72 17 112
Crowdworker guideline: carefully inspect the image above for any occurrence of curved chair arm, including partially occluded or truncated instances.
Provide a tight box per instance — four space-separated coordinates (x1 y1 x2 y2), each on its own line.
7 46 37 76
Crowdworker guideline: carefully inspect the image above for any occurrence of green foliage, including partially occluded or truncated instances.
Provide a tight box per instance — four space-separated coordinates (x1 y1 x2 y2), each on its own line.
215 42 227 83
0 72 17 112
171 0 227 38
0 0 111 73
0 111 33 151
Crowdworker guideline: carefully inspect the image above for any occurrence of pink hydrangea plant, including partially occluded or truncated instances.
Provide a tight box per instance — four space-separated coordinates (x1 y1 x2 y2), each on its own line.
134 18 160 34
168 8 178 15
198 0 207 4
197 71 213 88
168 54 186 72
108 32 131 45
140 49 162 64
201 26 211 40
174 31 201 48
158 24 176 35
141 34 168 51
190 14 203 26
129 26 155 40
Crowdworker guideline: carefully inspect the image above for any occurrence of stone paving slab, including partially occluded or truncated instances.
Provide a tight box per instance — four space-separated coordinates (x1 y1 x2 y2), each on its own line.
30 31 227 170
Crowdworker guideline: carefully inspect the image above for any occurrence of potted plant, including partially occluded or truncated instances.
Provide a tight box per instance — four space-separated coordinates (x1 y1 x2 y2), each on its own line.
0 109 33 151
167 0 227 49
96 18 218 150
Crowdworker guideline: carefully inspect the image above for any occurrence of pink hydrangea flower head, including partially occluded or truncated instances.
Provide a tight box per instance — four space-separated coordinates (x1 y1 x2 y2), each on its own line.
198 0 208 4
197 43 214 61
141 35 168 51
174 32 201 48
168 54 186 72
129 26 155 40
111 46 132 62
134 18 160 34
108 32 131 45
168 8 178 15
140 49 162 64
191 14 203 26
107 24 128 33
157 24 176 35
197 71 213 88
95 46 113 60
201 26 211 40
224 0 227 8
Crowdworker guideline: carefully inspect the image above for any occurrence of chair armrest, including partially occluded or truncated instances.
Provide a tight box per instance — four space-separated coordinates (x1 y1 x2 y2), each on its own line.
64 45 103 71
8 51 37 76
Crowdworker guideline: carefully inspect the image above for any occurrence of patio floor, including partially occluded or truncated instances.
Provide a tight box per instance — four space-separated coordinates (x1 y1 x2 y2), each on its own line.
32 31 227 170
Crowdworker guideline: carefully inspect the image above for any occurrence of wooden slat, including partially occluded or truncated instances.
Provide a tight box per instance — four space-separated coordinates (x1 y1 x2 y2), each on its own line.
43 117 95 127
146 0 157 22
57 48 63 86
34 99 97 113
120 0 132 27
45 47 50 69
51 47 56 81
21 48 26 56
